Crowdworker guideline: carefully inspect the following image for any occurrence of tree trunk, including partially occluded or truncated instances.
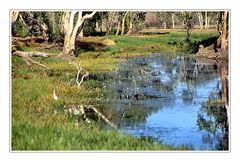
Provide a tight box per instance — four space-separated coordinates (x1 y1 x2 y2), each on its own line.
172 13 175 29
197 12 203 29
60 11 96 57
11 11 19 24
95 21 100 32
48 12 57 41
163 21 167 29
105 12 113 35
121 12 128 35
217 12 223 33
61 12 78 56
127 13 133 35
207 16 211 29
105 16 110 35
115 19 121 35
221 11 228 50
48 12 56 34
220 65 228 102
205 11 208 29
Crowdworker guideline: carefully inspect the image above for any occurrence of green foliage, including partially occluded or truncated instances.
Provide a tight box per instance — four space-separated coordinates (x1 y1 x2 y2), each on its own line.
17 46 61 54
83 18 97 36
47 12 63 42
180 12 195 42
12 20 30 37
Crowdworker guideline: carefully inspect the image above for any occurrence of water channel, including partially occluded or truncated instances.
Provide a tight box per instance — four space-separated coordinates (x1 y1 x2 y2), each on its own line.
103 54 228 150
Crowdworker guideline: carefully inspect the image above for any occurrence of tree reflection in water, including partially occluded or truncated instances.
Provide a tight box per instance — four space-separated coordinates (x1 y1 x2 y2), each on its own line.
197 83 229 150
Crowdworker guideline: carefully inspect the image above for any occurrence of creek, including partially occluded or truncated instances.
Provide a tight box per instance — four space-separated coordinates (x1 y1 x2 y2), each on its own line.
103 54 228 150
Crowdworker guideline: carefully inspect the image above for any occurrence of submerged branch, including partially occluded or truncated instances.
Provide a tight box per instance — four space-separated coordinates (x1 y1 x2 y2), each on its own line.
84 105 116 128
63 104 116 127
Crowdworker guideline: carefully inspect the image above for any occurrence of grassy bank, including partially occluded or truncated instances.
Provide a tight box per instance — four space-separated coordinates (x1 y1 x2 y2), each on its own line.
13 121 191 150
12 31 218 150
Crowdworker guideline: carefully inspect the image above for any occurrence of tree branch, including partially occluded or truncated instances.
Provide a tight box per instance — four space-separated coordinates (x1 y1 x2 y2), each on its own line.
82 11 97 21
68 59 89 87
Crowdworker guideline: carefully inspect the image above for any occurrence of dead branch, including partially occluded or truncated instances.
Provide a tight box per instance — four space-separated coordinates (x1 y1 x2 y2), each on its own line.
79 71 89 86
13 51 49 69
68 59 89 87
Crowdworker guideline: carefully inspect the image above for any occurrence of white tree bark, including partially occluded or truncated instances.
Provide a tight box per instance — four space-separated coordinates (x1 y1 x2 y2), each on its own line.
127 12 133 35
205 11 208 29
68 59 89 87
121 12 129 35
197 12 203 29
60 11 96 56
172 13 175 29
115 18 121 35
11 11 19 24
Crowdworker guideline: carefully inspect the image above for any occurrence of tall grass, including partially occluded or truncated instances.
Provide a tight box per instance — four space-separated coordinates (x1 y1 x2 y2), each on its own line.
12 121 191 150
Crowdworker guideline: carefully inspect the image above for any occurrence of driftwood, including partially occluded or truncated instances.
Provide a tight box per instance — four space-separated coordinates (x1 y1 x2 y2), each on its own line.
12 51 49 69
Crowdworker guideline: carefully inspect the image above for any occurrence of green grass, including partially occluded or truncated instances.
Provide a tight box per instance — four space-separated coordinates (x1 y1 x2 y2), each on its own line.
12 121 190 150
103 31 219 55
16 46 61 54
12 31 218 150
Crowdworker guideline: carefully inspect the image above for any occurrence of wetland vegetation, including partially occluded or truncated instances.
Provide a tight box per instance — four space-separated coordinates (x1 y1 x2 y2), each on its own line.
11 11 229 150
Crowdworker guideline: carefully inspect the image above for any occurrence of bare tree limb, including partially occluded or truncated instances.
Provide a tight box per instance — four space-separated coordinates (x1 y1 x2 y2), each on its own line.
82 11 97 21
79 71 89 86
68 59 89 87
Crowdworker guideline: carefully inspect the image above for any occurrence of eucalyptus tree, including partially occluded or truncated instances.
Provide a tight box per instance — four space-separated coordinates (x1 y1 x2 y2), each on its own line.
171 12 175 29
59 11 96 57
197 12 204 29
181 12 194 42
120 11 129 35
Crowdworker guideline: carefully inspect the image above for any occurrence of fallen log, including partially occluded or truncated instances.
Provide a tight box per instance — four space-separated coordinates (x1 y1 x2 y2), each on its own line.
12 50 49 69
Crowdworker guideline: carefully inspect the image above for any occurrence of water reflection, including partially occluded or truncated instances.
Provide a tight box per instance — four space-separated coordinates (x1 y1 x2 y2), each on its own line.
197 71 228 150
104 54 228 150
